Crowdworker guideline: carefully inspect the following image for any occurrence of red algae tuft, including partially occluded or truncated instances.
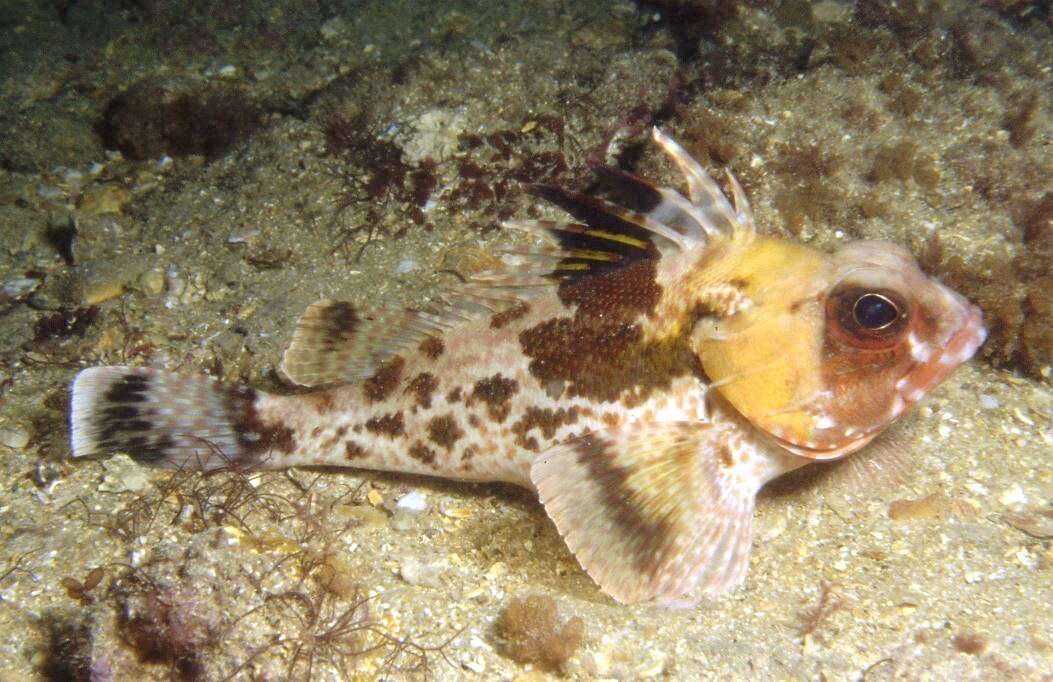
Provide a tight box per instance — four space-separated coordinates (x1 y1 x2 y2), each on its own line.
495 595 585 674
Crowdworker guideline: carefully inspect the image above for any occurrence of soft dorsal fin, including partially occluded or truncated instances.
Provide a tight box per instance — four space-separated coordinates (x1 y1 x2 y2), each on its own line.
531 421 760 606
280 284 522 387
282 300 431 387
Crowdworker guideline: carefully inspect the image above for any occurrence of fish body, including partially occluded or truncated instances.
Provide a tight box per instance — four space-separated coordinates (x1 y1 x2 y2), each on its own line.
70 129 985 606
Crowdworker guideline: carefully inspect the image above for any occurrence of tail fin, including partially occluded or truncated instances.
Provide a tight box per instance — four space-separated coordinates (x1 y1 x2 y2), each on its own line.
70 366 260 471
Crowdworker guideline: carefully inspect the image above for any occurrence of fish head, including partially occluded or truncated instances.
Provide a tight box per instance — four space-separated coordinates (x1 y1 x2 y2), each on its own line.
697 238 986 460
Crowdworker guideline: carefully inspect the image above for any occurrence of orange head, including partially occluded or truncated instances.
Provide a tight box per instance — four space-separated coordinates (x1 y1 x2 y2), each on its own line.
696 237 985 460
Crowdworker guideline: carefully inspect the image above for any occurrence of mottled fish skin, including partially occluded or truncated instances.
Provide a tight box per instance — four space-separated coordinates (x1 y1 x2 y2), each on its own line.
69 128 986 607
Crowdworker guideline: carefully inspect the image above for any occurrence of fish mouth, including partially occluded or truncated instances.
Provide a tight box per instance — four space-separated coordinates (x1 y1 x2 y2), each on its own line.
892 298 986 418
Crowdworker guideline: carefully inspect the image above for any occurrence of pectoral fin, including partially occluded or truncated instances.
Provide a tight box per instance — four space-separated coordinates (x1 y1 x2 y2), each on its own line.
530 421 762 607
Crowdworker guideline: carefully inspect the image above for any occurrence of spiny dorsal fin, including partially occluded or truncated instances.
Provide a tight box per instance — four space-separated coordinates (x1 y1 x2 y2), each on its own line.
531 421 760 607
282 128 752 388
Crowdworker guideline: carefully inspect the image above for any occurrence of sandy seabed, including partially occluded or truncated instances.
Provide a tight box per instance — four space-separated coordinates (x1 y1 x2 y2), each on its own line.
0 1 1050 679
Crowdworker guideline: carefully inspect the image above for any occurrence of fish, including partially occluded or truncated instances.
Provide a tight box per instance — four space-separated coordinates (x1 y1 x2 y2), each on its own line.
68 128 986 607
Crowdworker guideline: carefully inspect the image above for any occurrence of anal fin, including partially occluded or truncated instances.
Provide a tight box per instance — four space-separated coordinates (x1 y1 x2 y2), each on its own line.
531 422 762 607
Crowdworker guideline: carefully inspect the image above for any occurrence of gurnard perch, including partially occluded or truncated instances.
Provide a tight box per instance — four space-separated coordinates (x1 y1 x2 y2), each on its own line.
70 129 985 607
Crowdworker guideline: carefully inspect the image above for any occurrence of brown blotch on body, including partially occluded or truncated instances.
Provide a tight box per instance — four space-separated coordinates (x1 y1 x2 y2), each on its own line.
511 406 579 450
365 412 404 438
469 374 519 423
520 317 698 405
409 441 437 466
490 302 530 329
223 384 296 461
446 386 463 403
258 422 296 456
557 256 660 317
307 390 336 415
344 440 367 460
405 372 439 409
717 444 734 469
363 356 405 403
321 424 348 451
427 414 463 451
519 258 698 405
419 336 444 360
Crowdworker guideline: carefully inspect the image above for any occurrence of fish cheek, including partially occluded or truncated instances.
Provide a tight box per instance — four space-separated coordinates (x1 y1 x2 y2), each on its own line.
697 300 825 446
816 343 913 439
817 282 939 435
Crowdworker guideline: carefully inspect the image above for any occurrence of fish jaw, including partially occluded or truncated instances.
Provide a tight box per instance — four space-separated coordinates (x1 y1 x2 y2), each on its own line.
890 288 986 417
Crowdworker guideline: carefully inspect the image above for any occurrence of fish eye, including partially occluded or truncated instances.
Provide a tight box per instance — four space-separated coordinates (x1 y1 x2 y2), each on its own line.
827 285 909 347
853 293 899 330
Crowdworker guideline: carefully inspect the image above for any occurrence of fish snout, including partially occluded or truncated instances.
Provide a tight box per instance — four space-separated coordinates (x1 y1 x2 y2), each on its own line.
894 294 985 414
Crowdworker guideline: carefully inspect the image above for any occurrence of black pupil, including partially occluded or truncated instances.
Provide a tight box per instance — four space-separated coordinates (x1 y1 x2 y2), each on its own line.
853 293 899 330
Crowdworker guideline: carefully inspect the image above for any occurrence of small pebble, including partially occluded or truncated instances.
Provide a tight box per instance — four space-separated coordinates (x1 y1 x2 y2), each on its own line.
395 490 428 512
979 394 999 410
442 505 472 519
581 651 610 677
461 654 486 674
0 426 30 450
335 503 387 529
889 493 954 521
74 258 149 305
99 462 151 493
1003 509 1053 539
389 510 418 532
77 185 129 215
227 229 259 244
399 557 442 587
320 17 348 40
2 278 40 298
138 268 165 296
396 259 418 274
998 484 1027 507
1012 407 1035 427
165 268 185 298
38 184 64 200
